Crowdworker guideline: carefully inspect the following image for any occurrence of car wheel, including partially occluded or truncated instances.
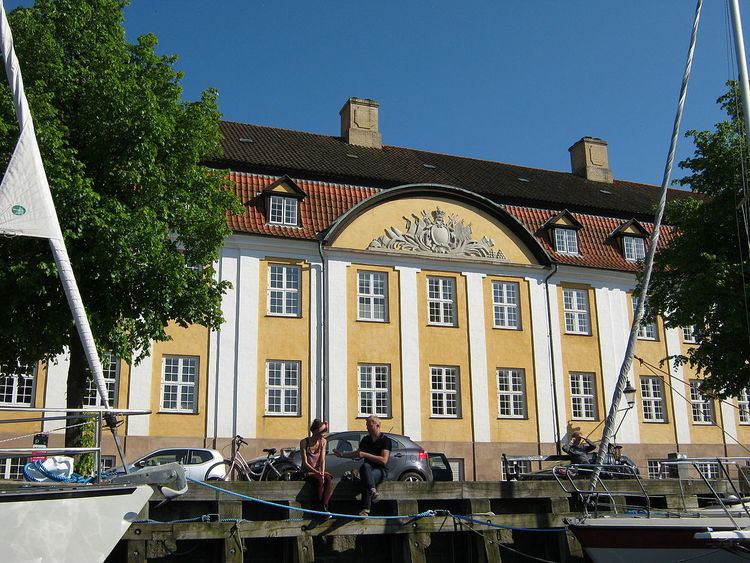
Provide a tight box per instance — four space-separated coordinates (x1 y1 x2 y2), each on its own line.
398 471 425 482
205 460 231 481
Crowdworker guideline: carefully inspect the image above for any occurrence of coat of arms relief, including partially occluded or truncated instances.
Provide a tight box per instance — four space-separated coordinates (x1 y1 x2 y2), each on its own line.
368 207 507 260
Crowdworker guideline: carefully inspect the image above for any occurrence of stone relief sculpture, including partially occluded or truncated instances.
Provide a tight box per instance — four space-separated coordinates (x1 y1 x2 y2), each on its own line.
368 207 507 260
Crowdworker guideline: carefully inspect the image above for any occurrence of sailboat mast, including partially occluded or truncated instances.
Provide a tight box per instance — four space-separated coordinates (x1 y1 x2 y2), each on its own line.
588 0 704 488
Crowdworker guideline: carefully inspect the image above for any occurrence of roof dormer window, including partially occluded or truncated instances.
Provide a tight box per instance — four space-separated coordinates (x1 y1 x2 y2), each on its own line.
623 235 646 262
541 210 583 257
554 227 579 255
268 195 298 226
610 219 649 263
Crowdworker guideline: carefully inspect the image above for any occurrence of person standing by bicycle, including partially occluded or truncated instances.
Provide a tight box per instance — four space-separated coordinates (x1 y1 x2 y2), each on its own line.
300 419 333 513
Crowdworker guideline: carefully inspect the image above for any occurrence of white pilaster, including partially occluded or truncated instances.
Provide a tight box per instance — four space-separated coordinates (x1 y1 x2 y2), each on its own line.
595 286 640 444
234 251 259 438
397 266 422 440
721 399 738 446
464 271 490 442
309 260 322 422
665 328 692 445
126 344 152 436
43 352 70 434
327 260 349 431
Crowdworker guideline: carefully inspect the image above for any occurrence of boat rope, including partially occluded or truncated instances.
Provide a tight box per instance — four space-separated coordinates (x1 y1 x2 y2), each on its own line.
0 419 93 445
449 513 565 534
21 459 93 483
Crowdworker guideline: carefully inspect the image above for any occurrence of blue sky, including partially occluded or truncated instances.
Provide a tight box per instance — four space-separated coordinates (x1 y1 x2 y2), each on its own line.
7 1 750 186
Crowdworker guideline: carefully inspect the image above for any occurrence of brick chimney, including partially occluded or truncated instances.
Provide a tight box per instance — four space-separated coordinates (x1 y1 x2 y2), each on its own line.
340 97 382 149
568 137 613 183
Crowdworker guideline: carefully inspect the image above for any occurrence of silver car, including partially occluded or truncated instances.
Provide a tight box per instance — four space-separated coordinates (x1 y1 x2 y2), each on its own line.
252 431 433 482
116 447 227 481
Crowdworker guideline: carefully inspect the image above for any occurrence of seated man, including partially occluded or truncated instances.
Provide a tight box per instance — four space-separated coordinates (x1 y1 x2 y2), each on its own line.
333 415 391 516
562 432 596 465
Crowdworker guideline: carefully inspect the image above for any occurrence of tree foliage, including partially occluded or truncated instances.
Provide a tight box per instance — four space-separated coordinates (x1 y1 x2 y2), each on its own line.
647 83 750 397
0 0 241 442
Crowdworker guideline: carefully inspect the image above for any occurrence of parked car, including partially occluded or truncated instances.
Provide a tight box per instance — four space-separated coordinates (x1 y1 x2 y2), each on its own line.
114 447 226 481
247 431 433 482
428 452 454 481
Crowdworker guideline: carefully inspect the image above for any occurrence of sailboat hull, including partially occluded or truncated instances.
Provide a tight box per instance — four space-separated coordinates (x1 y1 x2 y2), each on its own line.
0 483 152 563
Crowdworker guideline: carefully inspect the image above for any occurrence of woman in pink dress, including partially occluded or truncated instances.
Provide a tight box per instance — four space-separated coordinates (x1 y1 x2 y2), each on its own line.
300 419 333 513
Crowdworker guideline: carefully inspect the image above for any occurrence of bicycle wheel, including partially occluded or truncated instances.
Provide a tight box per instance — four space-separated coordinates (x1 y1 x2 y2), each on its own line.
205 460 232 481
266 462 300 482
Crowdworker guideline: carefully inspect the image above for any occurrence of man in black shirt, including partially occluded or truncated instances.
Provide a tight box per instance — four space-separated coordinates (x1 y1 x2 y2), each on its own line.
562 431 596 465
334 415 391 516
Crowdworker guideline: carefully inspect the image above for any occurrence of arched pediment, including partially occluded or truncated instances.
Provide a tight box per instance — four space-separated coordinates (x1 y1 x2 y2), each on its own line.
323 184 551 266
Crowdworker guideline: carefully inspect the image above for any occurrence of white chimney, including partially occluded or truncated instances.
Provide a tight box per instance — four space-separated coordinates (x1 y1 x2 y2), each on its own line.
340 97 382 149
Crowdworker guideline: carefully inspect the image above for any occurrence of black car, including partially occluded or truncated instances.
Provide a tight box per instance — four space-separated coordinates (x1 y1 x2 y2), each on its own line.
428 453 454 481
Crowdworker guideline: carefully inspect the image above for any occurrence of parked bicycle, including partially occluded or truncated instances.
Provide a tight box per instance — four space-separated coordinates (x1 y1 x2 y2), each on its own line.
206 435 299 481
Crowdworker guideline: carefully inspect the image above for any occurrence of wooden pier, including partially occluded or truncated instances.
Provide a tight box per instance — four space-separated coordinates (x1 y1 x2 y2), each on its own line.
109 478 730 562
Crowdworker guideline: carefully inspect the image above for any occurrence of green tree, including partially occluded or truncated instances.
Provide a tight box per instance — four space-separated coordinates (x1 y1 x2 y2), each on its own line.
647 83 750 397
0 0 241 446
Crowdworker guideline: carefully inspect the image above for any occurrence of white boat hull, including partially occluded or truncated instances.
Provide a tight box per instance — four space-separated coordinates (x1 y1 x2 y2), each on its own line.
0 484 152 563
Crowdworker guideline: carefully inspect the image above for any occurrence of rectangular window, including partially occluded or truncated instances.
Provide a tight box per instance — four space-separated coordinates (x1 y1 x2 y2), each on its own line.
497 368 526 418
161 356 198 413
690 380 714 424
647 460 668 480
501 458 531 481
695 462 719 480
0 364 35 406
632 296 657 340
427 277 456 326
623 236 646 261
265 361 300 415
268 195 298 226
84 352 119 408
570 372 597 420
268 264 300 316
563 288 590 334
0 457 27 480
683 325 697 343
357 271 388 322
492 281 520 329
357 364 390 417
554 228 579 255
430 366 460 417
640 376 665 422
739 389 750 424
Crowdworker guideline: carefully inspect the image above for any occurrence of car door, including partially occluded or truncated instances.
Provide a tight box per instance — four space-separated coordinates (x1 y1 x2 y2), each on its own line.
325 432 364 478
187 449 216 480
138 449 189 472
428 453 454 481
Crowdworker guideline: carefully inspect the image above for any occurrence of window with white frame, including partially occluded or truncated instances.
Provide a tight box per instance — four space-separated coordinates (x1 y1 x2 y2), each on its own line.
84 352 119 408
739 389 750 424
689 380 714 424
357 271 388 322
554 228 579 255
430 366 460 417
268 264 300 316
0 457 27 480
268 195 298 226
563 288 590 334
623 235 646 261
640 376 665 422
265 361 300 415
632 295 657 340
695 462 719 480
570 372 597 420
497 368 526 418
492 281 520 329
357 364 390 417
501 458 531 481
647 460 669 479
161 356 198 412
427 277 456 326
683 325 697 343
0 364 35 406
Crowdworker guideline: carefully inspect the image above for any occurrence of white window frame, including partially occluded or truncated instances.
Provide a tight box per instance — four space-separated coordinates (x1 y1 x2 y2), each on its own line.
492 281 520 329
640 376 665 422
497 368 526 418
501 458 531 481
570 372 597 420
647 460 669 480
84 352 119 408
268 195 298 226
0 364 35 407
632 295 657 340
623 235 646 262
554 227 579 255
265 360 300 416
739 389 750 425
689 380 714 424
563 288 590 335
357 364 390 417
0 457 27 480
695 462 719 480
267 264 301 317
160 356 198 413
430 366 460 418
683 325 697 343
427 277 456 326
357 271 388 322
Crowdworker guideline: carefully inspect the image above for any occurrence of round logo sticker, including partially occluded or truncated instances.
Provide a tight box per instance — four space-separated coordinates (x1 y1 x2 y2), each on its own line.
11 205 26 216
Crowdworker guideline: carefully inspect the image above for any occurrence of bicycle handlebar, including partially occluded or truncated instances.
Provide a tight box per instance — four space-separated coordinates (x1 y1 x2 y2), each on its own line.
234 435 248 446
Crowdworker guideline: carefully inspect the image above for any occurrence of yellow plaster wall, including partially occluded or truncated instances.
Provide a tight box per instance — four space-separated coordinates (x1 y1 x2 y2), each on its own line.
417 270 473 442
256 259 310 440
330 197 539 265
346 265 403 433
268 182 297 195
550 216 577 228
149 322 209 437
558 284 606 438
484 276 539 445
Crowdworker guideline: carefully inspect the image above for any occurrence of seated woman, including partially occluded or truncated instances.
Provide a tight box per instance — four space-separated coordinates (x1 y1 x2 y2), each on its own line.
300 419 333 513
